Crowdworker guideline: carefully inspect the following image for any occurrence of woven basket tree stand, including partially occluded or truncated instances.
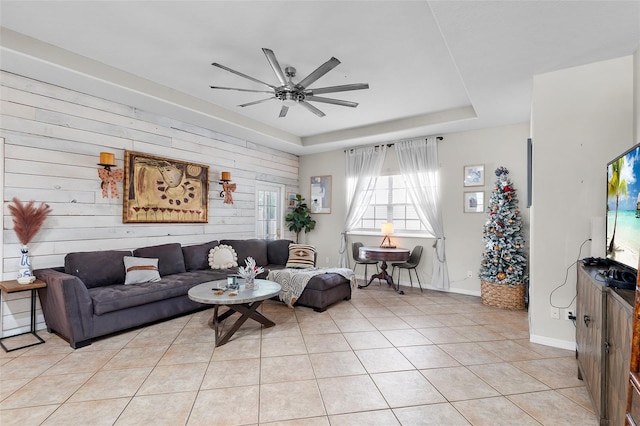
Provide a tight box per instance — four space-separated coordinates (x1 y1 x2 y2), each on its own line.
481 280 525 310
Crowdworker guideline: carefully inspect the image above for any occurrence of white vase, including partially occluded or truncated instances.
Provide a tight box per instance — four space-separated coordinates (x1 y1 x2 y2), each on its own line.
245 276 256 290
17 245 32 279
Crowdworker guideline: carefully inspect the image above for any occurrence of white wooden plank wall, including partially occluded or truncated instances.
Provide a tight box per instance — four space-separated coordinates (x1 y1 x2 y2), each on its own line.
0 71 300 337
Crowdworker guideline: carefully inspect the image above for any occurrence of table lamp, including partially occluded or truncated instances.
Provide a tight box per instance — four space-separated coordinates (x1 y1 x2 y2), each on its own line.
380 222 396 248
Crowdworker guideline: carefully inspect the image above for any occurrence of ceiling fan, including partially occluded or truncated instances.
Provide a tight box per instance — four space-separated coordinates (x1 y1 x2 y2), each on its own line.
210 48 369 118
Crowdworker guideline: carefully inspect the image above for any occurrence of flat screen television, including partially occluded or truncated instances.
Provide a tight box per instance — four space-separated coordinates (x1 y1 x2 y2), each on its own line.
606 142 640 279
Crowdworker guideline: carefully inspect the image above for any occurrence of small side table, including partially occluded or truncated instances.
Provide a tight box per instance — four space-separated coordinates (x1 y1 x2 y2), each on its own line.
0 279 47 352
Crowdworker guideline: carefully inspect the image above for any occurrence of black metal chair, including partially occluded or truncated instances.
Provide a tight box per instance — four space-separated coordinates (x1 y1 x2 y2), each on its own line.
352 242 379 283
391 245 424 292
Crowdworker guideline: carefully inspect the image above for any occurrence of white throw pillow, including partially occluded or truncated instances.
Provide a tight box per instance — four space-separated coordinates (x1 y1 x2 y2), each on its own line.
208 244 238 269
124 256 161 285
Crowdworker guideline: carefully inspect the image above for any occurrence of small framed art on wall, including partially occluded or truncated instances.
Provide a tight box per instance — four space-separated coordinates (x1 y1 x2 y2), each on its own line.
464 191 484 213
463 164 485 187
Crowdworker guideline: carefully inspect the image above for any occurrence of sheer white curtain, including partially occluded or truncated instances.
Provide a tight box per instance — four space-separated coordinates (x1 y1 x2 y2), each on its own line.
395 137 450 289
338 145 387 268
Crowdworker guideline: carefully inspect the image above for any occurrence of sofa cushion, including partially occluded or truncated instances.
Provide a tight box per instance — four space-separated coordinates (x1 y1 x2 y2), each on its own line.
124 256 161 285
208 245 238 269
133 243 186 276
267 239 293 266
182 241 219 271
89 270 226 315
286 244 317 269
221 239 269 266
65 250 132 288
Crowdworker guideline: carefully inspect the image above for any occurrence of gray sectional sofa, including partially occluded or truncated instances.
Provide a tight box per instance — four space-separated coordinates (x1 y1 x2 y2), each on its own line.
35 239 352 348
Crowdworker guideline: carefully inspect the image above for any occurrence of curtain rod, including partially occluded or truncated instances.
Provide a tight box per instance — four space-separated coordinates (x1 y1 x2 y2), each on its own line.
386 136 443 147
344 136 444 152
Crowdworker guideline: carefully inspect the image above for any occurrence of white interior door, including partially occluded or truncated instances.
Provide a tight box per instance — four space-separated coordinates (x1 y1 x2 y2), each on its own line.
255 182 284 240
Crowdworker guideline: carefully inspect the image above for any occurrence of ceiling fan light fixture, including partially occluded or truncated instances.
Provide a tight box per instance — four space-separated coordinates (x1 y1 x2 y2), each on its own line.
210 48 369 118
282 92 300 107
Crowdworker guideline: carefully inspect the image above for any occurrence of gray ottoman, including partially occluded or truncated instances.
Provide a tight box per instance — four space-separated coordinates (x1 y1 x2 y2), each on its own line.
296 273 352 312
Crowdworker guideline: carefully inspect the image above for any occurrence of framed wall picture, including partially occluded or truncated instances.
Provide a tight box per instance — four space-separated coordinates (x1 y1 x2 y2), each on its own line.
123 151 209 223
463 164 485 187
463 191 484 213
287 192 297 208
310 175 331 214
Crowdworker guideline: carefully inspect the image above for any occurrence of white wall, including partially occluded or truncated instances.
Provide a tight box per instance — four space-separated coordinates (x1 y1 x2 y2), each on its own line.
530 56 634 349
299 122 530 294
0 71 300 337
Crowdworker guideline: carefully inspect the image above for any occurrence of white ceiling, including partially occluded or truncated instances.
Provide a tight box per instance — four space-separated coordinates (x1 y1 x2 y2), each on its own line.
1 1 639 155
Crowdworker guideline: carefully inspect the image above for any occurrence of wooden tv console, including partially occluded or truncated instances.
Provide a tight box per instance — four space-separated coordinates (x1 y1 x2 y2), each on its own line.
577 264 634 425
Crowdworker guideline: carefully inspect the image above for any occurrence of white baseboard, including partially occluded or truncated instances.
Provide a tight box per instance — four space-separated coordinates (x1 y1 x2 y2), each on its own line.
529 333 576 351
399 282 481 297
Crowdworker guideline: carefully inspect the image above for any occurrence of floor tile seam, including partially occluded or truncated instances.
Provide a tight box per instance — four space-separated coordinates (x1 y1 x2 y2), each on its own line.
449 395 542 425
503 389 593 423
436 342 508 366
0 366 106 410
367 368 443 413
84 364 155 403
0 402 62 417
41 348 123 377
0 375 39 405
318 372 391 416
418 364 504 399
11 369 108 421
506 356 578 383
467 359 544 374
110 391 157 426
307 348 368 381
133 380 208 398
348 335 398 354
98 342 175 396
437 401 481 426
255 378 328 424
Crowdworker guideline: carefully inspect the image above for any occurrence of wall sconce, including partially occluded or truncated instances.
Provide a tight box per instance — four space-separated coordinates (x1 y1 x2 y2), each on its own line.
380 222 396 248
219 171 236 204
97 152 123 199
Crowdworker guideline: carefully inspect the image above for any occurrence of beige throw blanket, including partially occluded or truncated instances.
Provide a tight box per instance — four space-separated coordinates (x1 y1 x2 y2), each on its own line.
267 268 355 308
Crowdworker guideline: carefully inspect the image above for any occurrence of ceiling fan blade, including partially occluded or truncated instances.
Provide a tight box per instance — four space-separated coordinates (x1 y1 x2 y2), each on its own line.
210 86 273 94
238 97 275 107
307 83 369 95
306 95 358 108
279 105 289 118
297 57 341 89
212 62 276 90
299 101 326 117
262 48 287 86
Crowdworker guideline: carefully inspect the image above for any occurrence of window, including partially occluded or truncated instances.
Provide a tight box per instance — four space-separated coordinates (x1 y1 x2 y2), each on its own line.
353 175 429 235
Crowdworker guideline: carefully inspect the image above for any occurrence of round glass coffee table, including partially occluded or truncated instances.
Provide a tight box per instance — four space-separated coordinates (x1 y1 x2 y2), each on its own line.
188 279 281 346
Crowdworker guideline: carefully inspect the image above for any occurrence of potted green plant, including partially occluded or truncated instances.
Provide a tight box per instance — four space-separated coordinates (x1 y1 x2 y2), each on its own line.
285 194 316 243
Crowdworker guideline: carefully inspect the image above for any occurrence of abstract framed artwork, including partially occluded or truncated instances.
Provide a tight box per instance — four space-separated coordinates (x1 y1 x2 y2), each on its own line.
463 191 484 213
123 151 209 223
310 175 331 214
463 164 485 187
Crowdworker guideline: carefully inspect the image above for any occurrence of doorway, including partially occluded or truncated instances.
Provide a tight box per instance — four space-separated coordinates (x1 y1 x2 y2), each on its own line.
255 182 284 240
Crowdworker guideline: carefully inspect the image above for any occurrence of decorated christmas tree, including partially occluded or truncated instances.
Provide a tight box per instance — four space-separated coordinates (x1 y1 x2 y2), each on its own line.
480 167 527 285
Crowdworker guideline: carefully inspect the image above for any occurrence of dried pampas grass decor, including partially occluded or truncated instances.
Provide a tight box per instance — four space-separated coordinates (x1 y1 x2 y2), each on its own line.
8 197 52 245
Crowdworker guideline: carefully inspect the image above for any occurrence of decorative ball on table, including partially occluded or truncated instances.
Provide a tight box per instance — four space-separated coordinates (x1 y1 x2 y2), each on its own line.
479 167 527 310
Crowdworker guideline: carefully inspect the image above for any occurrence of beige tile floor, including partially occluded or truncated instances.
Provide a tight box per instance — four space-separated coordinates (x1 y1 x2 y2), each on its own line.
0 282 597 425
